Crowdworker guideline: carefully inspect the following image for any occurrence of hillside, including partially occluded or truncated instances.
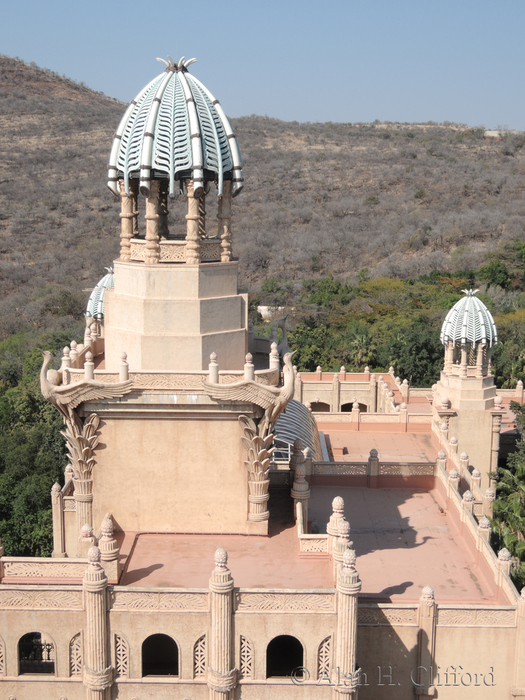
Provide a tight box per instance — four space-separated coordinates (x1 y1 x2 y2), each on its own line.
1 55 525 338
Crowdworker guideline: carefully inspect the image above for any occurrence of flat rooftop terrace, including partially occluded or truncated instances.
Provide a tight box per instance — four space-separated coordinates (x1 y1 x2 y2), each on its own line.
316 428 439 463
119 487 505 604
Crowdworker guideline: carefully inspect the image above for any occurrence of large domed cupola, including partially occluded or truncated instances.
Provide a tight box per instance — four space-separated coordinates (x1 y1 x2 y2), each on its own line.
440 289 498 378
107 56 243 265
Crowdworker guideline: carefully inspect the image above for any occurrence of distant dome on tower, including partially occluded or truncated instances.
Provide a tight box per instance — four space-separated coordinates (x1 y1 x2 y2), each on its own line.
440 290 498 347
86 269 114 319
107 56 243 199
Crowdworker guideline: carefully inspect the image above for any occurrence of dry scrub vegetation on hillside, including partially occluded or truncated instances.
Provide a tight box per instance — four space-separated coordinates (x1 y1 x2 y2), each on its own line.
1 55 524 337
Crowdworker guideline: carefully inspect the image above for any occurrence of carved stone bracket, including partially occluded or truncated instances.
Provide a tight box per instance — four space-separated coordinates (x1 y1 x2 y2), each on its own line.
239 415 273 523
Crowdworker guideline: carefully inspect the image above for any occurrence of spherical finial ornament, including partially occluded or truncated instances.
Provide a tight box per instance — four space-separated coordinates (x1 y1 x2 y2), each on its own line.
120 351 127 361
86 351 93 362
51 482 61 495
88 546 101 564
370 448 378 458
332 496 344 513
437 450 446 459
479 516 491 529
463 490 474 502
338 519 351 540
245 352 253 363
485 487 496 501
80 524 94 539
450 436 458 445
460 452 469 461
401 402 407 410
101 517 114 538
494 396 503 408
441 396 451 409
343 547 357 570
498 548 511 561
214 547 228 569
449 468 459 479
472 468 481 479
421 585 435 606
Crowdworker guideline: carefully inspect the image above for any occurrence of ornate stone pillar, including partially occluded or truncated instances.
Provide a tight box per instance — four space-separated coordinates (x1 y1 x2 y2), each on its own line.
83 547 113 700
490 412 502 486
75 478 94 553
332 374 340 412
198 190 207 238
51 483 66 558
239 415 271 523
218 180 232 262
333 519 351 582
332 548 361 697
369 373 377 412
476 342 484 377
145 179 160 264
208 548 237 699
291 446 310 529
327 496 345 555
119 179 134 261
460 344 468 377
413 586 437 698
185 179 201 264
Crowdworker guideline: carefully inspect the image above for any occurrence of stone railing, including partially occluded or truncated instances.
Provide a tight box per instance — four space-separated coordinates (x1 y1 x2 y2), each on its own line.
296 501 329 554
65 366 280 390
313 458 434 478
0 584 84 610
130 237 222 263
312 410 431 430
1 557 88 580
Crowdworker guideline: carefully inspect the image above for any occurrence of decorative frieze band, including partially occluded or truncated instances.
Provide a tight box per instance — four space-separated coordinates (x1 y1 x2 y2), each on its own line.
358 605 418 626
3 560 87 578
235 591 335 613
0 588 83 609
437 607 516 627
109 590 207 611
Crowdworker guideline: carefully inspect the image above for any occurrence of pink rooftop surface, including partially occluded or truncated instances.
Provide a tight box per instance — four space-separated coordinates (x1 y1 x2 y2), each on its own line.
120 487 504 604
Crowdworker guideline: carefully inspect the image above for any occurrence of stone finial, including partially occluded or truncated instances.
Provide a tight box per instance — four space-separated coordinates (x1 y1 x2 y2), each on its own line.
304 446 313 459
343 547 357 571
441 422 448 431
472 468 481 479
494 396 503 409
352 400 360 411
81 523 94 538
87 546 101 564
316 365 322 373
420 585 435 606
402 378 408 386
305 402 312 411
498 548 511 562
485 487 496 501
65 464 74 480
51 482 61 496
450 436 458 445
245 353 253 363
293 438 304 452
338 519 351 543
387 390 394 398
460 452 469 461
378 375 383 382
389 366 395 375
332 496 344 514
463 490 474 502
449 468 459 479
369 448 378 458
120 351 127 361
437 450 446 459
270 342 278 357
400 402 407 410
210 352 217 362
214 547 228 570
478 516 491 529
100 517 114 538
441 396 451 409
364 366 370 373
86 351 93 362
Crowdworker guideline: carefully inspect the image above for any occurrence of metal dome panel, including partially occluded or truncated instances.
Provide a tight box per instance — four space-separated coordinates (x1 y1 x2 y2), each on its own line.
108 57 243 199
86 270 114 320
440 290 498 347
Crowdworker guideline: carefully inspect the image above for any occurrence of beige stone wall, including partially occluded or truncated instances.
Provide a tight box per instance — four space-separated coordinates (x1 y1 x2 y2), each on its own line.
104 261 248 371
91 412 249 534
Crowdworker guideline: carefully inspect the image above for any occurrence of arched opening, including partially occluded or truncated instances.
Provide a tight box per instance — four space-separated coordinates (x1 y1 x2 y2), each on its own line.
142 634 179 677
341 402 368 413
266 635 303 678
18 632 55 675
310 401 330 413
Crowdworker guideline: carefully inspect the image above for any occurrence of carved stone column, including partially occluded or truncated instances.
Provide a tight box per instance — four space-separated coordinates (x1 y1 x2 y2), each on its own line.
198 190 207 238
327 496 345 555
333 519 351 582
75 478 94 554
185 179 201 264
83 547 113 700
332 374 340 412
491 412 502 485
218 180 232 262
118 179 134 261
51 483 66 558
239 415 271 523
208 548 237 699
413 586 437 698
145 179 160 264
291 446 310 529
332 548 361 698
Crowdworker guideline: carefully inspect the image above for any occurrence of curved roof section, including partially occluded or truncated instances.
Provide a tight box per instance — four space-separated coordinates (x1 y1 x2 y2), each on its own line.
440 289 498 347
275 399 322 461
107 56 243 200
86 269 114 320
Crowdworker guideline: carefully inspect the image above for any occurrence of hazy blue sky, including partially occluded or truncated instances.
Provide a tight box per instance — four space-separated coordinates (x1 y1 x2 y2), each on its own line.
2 0 524 129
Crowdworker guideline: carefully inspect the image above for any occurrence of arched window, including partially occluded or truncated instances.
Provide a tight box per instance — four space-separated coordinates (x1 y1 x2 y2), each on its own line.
266 635 303 678
142 634 178 677
19 632 55 675
310 402 330 413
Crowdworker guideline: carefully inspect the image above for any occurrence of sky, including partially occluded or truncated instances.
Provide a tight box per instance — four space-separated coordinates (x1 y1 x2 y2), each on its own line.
2 0 524 130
